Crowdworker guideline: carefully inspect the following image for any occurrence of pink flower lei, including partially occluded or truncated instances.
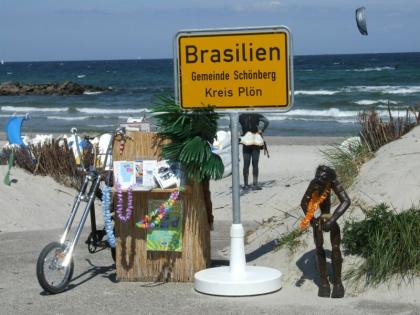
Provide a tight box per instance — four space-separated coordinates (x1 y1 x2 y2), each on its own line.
115 181 133 222
136 191 180 230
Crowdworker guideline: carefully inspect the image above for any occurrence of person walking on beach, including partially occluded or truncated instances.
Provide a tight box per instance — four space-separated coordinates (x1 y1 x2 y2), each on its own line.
239 112 269 190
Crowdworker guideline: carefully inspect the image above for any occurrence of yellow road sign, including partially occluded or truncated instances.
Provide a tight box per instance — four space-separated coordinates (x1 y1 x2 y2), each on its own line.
174 27 293 110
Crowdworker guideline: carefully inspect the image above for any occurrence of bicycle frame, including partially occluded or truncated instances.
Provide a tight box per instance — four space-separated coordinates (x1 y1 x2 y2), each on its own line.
58 127 124 267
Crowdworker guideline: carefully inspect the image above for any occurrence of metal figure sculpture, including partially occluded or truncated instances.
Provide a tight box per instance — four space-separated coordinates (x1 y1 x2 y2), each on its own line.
300 165 351 298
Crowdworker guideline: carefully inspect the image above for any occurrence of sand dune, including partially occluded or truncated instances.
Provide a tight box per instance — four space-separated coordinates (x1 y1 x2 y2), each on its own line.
239 126 420 300
0 167 102 233
350 125 420 213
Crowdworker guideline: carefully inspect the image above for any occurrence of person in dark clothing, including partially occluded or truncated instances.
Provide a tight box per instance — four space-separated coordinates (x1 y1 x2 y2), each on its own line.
239 113 269 190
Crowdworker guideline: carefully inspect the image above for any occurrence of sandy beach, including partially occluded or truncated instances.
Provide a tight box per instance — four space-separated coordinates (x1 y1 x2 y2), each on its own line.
2 1 420 312
0 134 343 232
0 130 419 313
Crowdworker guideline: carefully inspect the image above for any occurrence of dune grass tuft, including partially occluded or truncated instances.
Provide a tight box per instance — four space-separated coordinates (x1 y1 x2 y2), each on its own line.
275 228 308 254
321 139 373 189
342 203 420 287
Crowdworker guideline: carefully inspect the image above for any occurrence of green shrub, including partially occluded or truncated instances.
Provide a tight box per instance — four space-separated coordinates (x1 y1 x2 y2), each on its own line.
342 203 420 286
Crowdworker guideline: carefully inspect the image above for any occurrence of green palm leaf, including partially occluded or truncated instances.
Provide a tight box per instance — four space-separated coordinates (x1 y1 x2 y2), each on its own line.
161 142 183 161
152 96 223 182
200 154 224 180
179 136 208 164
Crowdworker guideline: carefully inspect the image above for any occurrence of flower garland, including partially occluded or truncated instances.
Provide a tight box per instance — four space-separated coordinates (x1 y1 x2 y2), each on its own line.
119 138 126 155
136 191 180 230
300 184 331 230
115 132 133 155
115 181 133 222
102 185 116 248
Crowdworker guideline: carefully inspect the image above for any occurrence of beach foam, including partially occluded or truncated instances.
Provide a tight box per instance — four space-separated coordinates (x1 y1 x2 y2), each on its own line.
87 124 113 128
276 108 415 121
47 116 90 121
83 91 103 95
294 90 338 95
344 85 420 94
76 107 150 114
1 106 69 112
348 66 395 72
354 99 400 105
283 108 356 118
296 86 420 96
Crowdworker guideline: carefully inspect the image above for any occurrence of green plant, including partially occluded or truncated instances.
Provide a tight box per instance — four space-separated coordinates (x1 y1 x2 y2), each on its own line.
321 139 372 188
151 96 224 182
275 228 307 254
342 203 420 287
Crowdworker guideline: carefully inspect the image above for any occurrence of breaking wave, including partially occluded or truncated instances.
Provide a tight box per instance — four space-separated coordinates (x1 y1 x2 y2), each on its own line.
1 106 68 112
294 90 339 96
348 66 395 72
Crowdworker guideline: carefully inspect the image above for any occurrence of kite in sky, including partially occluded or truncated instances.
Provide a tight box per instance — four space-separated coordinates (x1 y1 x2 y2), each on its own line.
355 7 368 35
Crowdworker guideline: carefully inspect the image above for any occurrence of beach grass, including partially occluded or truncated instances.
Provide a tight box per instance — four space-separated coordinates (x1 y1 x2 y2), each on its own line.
322 107 419 189
275 228 308 254
321 139 373 189
342 203 420 287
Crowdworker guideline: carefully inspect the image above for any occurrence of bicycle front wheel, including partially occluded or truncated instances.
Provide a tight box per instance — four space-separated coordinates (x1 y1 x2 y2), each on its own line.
36 242 74 294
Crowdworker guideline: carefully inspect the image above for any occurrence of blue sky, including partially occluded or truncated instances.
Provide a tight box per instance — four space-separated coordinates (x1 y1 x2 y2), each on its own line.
1 0 419 61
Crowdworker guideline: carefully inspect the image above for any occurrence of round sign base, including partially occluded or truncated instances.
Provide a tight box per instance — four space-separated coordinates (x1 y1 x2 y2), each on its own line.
194 266 282 296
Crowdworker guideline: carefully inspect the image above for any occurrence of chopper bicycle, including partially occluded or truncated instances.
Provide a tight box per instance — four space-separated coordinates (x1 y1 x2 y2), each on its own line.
36 127 124 294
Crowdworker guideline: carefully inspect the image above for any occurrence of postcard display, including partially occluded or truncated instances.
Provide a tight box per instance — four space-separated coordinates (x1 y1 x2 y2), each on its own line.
112 131 211 282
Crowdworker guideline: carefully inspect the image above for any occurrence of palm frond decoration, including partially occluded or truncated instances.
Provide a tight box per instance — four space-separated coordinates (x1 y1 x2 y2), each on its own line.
151 96 224 182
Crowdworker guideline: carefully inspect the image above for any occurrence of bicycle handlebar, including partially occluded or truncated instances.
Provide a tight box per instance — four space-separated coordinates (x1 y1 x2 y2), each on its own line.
70 126 127 174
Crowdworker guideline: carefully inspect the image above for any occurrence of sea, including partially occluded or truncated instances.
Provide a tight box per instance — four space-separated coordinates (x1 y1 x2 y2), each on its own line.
1 52 420 137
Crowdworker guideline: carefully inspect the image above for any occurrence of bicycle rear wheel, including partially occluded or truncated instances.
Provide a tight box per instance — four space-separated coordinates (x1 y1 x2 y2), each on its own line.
36 242 74 294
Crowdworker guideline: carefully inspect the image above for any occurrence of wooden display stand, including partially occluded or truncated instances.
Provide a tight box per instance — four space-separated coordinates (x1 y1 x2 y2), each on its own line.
113 131 211 282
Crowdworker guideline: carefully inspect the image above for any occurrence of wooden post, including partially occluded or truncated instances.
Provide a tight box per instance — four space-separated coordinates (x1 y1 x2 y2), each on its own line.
113 132 211 282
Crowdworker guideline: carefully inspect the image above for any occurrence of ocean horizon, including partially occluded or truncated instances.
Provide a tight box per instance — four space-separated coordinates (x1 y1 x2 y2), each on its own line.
3 50 420 63
1 52 420 137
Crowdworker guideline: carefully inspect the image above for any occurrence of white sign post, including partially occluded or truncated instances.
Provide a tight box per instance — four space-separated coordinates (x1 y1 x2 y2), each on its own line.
174 26 293 296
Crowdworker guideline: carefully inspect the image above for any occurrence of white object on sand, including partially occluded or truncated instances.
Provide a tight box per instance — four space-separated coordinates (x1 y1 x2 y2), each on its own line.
91 133 113 170
195 223 282 296
212 130 232 177
30 134 53 146
66 134 84 165
127 117 144 123
3 134 53 148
